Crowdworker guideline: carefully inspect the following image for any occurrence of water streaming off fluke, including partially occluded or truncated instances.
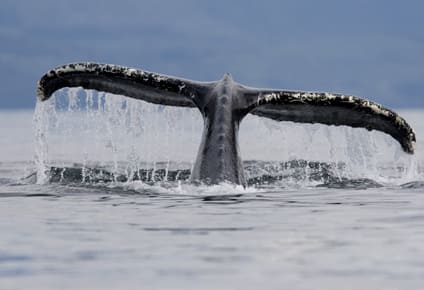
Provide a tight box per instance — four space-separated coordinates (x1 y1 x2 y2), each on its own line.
33 88 420 187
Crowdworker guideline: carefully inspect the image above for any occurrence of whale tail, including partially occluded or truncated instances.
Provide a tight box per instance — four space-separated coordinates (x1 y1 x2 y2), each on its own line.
242 90 416 154
37 62 215 107
37 62 416 185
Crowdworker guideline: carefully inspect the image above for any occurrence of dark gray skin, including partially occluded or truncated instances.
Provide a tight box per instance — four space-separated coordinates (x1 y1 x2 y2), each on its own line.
191 74 247 185
37 62 416 186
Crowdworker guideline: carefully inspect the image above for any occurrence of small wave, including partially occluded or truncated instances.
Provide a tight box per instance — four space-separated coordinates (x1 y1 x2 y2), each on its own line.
118 180 252 197
0 178 13 185
46 166 191 184
316 178 383 190
24 158 423 195
400 181 424 189
33 160 344 186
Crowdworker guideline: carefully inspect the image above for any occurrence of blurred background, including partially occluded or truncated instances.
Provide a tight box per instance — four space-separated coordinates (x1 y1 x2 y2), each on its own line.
0 0 423 109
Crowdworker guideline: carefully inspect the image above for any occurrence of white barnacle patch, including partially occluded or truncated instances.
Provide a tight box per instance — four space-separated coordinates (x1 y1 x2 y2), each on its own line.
325 93 337 100
299 92 315 101
374 105 390 117
395 116 404 126
256 94 262 104
126 68 139 76
362 101 391 118
79 63 95 72
324 92 332 100
178 84 186 92
264 93 280 102
292 93 301 99
411 140 416 152
154 74 168 82
53 63 93 76
381 109 391 117
369 104 381 114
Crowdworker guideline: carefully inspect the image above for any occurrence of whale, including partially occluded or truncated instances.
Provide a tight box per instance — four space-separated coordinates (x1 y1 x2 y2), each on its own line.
37 62 416 186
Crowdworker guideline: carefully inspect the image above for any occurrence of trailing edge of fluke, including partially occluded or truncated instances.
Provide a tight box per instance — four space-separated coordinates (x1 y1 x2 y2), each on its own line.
37 62 416 186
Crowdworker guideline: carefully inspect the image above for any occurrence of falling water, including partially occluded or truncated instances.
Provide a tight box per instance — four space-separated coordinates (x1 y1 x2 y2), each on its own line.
33 88 420 186
33 88 203 184
240 114 419 184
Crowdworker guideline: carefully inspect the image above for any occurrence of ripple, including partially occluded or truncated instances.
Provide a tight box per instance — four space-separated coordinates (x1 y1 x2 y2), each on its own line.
316 178 383 189
143 227 254 233
0 253 32 263
401 181 424 189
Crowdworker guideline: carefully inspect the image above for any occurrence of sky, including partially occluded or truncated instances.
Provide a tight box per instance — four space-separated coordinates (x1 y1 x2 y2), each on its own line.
0 0 423 109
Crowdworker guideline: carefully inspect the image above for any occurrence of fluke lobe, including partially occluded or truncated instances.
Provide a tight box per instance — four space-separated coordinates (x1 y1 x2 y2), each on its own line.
37 62 416 186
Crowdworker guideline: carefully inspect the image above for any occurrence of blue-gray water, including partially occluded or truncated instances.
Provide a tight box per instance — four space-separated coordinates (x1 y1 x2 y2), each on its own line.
1 102 424 289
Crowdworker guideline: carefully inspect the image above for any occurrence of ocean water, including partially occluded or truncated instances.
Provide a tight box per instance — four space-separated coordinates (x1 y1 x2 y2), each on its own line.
1 91 424 290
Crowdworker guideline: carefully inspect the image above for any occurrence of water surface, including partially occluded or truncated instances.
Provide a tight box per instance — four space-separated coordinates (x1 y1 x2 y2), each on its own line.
1 103 423 290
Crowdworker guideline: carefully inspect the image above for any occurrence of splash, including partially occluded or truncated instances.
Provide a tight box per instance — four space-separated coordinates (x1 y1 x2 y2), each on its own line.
33 88 420 187
34 88 202 184
240 114 420 184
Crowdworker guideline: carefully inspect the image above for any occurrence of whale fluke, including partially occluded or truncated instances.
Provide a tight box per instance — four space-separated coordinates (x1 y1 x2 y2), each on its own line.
37 62 416 186
245 90 416 154
37 62 214 107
